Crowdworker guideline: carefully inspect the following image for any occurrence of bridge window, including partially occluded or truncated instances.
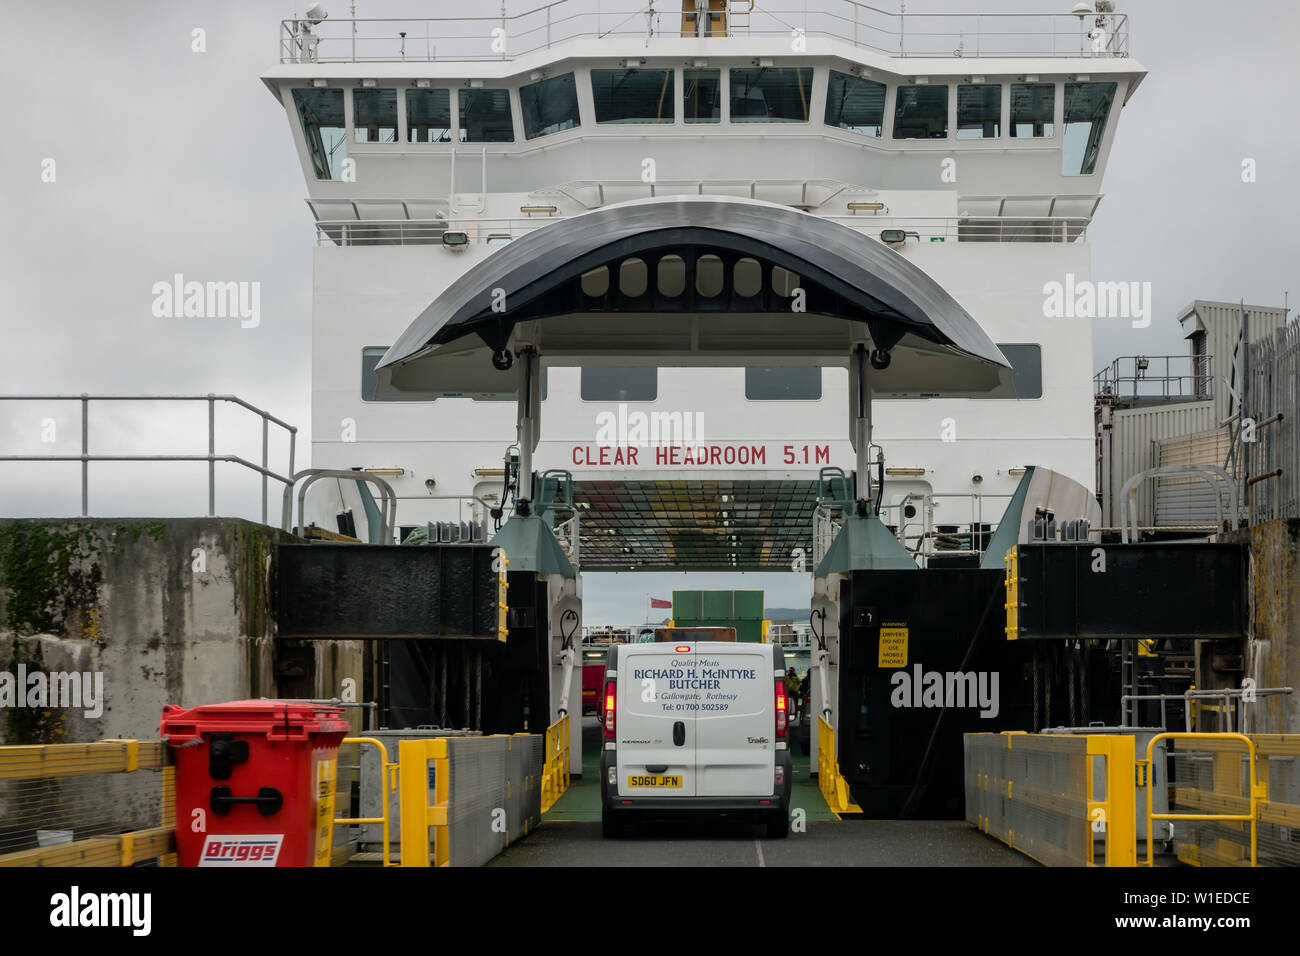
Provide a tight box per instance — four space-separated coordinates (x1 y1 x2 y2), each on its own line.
956 84 1001 139
772 266 800 297
824 70 885 137
893 84 948 139
729 67 813 123
683 68 721 123
361 347 438 401
292 88 347 180
581 367 658 402
746 368 822 401
581 266 610 297
458 89 514 143
406 89 452 143
1010 83 1054 138
520 72 580 139
696 255 724 297
353 87 397 142
1062 81 1116 175
657 255 686 297
734 258 762 297
619 258 648 297
592 68 675 124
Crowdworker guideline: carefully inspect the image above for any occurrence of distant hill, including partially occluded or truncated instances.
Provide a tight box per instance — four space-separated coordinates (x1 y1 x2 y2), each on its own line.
765 607 811 623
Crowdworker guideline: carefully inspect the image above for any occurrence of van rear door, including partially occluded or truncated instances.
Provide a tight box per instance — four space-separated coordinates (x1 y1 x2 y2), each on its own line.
694 643 776 797
616 644 696 798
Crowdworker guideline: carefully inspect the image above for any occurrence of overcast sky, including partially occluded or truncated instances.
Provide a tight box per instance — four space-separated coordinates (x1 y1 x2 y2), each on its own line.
1 0 1296 623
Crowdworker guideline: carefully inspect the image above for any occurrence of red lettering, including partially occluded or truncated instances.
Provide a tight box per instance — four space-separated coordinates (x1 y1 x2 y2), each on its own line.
628 446 638 465
572 447 583 466
599 446 610 465
752 446 766 464
816 445 830 464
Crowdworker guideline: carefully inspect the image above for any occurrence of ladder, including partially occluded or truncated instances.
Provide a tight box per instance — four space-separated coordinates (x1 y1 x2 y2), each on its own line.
728 0 753 35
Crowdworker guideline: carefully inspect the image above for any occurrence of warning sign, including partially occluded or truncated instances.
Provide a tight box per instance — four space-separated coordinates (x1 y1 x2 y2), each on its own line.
878 625 909 668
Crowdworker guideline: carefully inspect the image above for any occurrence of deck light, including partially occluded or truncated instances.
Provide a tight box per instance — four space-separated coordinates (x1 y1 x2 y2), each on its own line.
1008 468 1027 477
442 231 469 246
414 79 431 88
848 202 887 213
880 229 908 244
363 467 405 477
311 78 328 88
468 79 484 88
520 205 558 216
886 467 927 477
361 79 377 87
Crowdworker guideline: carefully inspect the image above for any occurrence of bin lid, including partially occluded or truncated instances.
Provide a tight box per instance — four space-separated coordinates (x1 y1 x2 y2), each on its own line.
160 699 350 744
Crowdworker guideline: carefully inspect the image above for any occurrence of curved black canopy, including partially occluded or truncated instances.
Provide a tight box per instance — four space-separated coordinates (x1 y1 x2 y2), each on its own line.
378 197 1009 397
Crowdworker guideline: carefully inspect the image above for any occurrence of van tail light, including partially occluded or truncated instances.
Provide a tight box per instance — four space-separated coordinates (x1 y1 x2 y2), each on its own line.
603 679 617 739
775 678 787 739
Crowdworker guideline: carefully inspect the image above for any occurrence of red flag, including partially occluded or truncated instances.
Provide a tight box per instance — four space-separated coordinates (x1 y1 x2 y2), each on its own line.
649 597 672 609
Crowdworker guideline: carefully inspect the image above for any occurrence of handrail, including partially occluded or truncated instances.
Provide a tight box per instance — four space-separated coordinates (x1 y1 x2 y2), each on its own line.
1120 464 1239 543
333 736 397 867
1141 732 1265 867
0 394 297 525
279 3 1130 63
282 468 398 544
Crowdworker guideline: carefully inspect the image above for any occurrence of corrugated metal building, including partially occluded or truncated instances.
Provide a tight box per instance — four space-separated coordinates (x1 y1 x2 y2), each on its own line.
1096 300 1290 532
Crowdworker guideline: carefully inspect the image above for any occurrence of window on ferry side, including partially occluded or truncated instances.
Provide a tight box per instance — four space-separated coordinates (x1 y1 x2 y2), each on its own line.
292 88 347 180
980 344 1042 400
729 67 813 123
520 73 580 139
592 69 676 124
956 84 1001 139
893 84 948 139
683 69 721 123
745 368 823 401
1010 83 1054 138
580 368 658 402
458 89 515 143
406 89 452 143
824 71 885 137
361 348 439 402
1062 82 1116 175
353 88 397 142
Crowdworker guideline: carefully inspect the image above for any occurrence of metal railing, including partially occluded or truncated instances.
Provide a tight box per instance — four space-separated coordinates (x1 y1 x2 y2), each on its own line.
316 214 1089 247
279 3 1130 64
1094 354 1213 405
333 736 396 867
0 395 297 526
1245 320 1300 523
1141 732 1265 868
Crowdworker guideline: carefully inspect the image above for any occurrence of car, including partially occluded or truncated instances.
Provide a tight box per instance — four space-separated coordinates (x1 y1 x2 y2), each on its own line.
599 640 792 839
581 646 609 717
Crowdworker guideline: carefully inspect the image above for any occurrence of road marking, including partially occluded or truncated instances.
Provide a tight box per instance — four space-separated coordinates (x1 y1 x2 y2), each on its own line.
754 839 766 867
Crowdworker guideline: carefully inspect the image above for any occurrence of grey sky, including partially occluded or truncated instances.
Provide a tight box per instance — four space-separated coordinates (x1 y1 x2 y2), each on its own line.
1 0 1296 623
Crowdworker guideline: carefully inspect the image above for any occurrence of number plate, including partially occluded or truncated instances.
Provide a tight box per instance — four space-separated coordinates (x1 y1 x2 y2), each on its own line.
627 774 682 788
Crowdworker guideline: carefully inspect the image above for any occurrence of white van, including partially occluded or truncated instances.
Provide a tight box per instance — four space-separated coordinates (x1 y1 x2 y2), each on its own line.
600 640 792 838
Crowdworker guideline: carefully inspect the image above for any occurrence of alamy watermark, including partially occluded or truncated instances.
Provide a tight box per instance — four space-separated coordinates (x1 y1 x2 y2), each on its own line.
595 403 705 447
151 273 261 328
0 666 104 718
1042 273 1152 329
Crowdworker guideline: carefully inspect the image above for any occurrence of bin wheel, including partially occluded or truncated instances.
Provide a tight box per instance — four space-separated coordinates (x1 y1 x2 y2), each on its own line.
765 812 789 839
602 809 624 839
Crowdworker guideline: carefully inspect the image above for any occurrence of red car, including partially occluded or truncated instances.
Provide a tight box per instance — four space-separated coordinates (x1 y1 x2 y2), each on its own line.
581 646 609 717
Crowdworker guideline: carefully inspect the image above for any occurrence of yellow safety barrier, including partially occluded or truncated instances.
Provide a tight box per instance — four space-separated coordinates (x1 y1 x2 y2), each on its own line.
817 715 862 816
1003 546 1020 640
540 714 571 813
965 732 1135 866
1140 732 1266 867
0 739 176 867
332 736 397 867
398 738 451 867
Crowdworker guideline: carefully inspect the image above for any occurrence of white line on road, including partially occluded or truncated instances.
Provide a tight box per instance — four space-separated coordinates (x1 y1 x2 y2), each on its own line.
755 839 766 867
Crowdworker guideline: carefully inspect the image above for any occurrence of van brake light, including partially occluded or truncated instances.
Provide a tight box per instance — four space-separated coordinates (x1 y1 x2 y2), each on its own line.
775 678 787 739
603 679 617 739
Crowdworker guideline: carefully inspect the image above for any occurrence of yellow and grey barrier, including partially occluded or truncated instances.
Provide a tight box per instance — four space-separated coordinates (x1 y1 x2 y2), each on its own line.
333 736 397 867
965 732 1136 866
817 715 862 817
0 739 176 867
540 714 570 813
397 733 543 867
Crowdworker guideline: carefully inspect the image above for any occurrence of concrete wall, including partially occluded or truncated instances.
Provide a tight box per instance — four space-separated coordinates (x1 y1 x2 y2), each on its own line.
1245 518 1300 734
0 518 363 745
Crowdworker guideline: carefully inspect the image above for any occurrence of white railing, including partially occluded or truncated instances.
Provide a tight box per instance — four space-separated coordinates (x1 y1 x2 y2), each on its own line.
279 2 1131 64
315 214 1088 247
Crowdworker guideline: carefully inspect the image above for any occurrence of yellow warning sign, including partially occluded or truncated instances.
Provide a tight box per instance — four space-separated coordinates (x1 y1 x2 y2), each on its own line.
313 757 338 867
878 625 909 668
